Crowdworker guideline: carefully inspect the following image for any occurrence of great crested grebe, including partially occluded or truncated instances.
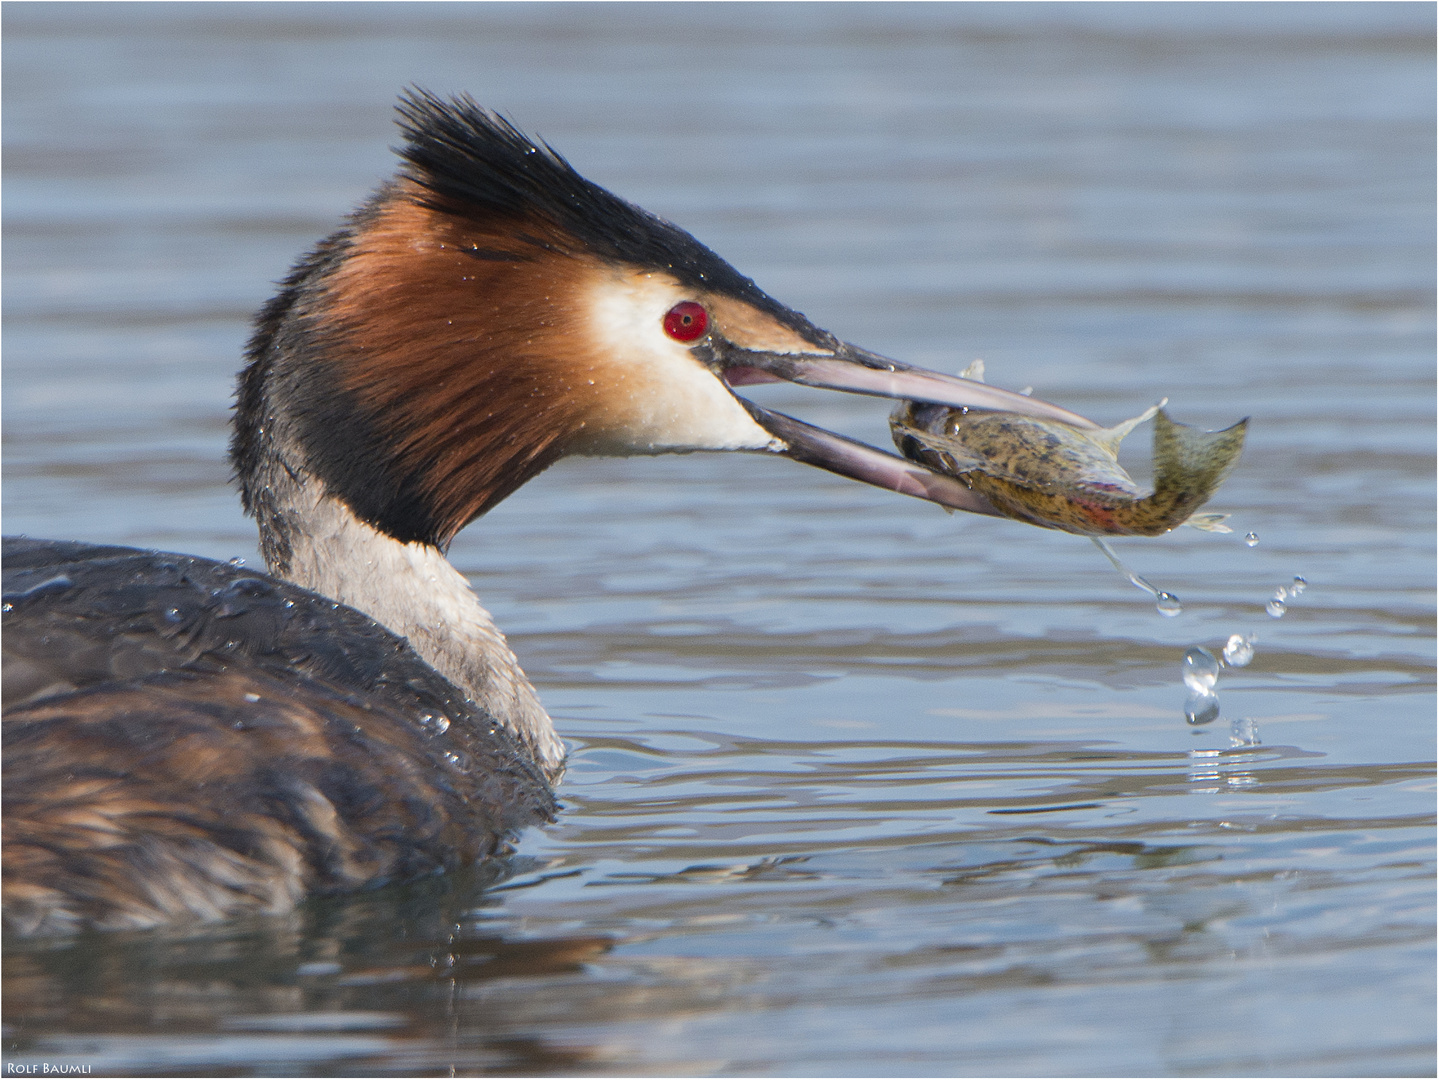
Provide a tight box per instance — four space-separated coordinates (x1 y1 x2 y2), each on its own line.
2 90 1094 936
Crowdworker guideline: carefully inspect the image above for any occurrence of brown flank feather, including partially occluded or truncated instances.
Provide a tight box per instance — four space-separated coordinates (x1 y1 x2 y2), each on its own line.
3 667 527 935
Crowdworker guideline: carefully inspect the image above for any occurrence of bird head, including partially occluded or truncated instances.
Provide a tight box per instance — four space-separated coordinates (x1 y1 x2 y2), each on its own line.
233 90 1094 551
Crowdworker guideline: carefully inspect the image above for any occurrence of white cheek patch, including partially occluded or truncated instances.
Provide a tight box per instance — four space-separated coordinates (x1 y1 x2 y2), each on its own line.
579 272 777 455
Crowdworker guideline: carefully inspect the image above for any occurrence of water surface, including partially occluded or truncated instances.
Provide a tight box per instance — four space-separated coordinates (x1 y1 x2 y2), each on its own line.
3 4 1434 1076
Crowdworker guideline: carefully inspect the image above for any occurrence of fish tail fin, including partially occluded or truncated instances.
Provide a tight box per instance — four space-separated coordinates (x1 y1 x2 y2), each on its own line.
1153 410 1248 496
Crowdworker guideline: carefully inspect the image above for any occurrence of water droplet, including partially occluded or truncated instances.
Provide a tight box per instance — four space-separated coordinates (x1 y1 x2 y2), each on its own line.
1289 575 1306 596
1185 690 1220 725
1182 647 1220 693
1266 597 1287 618
1229 717 1260 747
228 557 245 567
164 607 184 623
1244 532 1259 547
1 602 11 614
282 599 295 609
1090 538 1179 616
1222 633 1255 667
243 692 260 703
419 713 450 735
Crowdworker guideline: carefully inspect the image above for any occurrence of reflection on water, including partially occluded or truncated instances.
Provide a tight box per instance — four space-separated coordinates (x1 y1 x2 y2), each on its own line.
5 726 1431 1074
5 875 619 1076
3 2 1434 1076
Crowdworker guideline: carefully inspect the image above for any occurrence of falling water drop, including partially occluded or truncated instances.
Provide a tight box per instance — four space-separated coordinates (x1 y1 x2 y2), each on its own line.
1185 690 1220 725
227 557 245 567
1092 538 1180 616
1244 532 1259 547
1223 633 1255 667
1266 595 1287 618
1289 575 1307 596
1181 647 1220 693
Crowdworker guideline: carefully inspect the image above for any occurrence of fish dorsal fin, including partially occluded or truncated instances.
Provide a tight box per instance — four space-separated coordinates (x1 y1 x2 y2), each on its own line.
1091 398 1166 455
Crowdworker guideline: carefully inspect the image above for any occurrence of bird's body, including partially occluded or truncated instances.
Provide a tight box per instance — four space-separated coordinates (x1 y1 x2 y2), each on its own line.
2 91 1089 935
2 537 553 935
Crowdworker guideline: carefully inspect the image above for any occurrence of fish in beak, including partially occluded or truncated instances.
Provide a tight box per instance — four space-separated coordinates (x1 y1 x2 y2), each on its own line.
711 338 1100 518
890 389 1247 536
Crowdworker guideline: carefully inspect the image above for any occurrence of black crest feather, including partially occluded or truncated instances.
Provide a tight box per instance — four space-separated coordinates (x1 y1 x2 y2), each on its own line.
395 88 823 338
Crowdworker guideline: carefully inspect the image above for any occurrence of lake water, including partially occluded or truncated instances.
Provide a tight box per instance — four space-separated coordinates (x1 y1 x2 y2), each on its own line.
3 4 1434 1076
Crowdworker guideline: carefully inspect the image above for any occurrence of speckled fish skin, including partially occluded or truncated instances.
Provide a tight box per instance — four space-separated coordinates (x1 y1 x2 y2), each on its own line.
891 402 1247 537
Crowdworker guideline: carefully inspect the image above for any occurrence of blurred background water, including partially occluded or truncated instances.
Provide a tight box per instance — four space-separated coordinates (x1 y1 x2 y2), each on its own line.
3 3 1434 1076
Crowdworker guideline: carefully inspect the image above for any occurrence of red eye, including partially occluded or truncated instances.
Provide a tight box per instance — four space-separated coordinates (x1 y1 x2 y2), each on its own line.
663 301 708 342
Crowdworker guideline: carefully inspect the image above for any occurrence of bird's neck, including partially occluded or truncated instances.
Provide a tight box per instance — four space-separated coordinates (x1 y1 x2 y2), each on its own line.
259 466 565 780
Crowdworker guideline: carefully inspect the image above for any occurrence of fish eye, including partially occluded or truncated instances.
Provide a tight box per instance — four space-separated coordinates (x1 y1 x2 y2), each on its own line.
663 301 708 342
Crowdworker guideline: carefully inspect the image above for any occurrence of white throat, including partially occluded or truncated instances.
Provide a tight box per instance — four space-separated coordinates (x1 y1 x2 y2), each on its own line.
272 477 565 781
